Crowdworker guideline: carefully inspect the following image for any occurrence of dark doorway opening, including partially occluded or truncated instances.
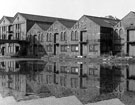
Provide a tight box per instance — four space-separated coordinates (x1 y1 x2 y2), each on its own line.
8 35 12 40
16 46 19 53
80 31 87 56
54 33 59 55
1 47 5 55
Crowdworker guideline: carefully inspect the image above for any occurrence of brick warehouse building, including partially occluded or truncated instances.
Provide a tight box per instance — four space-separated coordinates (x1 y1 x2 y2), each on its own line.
44 15 119 58
0 12 69 57
45 19 77 57
27 22 51 57
2 12 134 58
69 15 119 58
114 11 135 56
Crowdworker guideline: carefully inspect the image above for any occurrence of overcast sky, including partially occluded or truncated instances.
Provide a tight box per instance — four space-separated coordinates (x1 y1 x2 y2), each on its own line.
1 0 135 20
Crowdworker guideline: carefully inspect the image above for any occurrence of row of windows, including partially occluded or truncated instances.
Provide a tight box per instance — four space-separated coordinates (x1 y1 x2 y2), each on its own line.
46 31 79 42
0 24 20 33
28 34 44 42
46 44 98 52
46 32 67 42
1 26 6 32
60 66 79 74
15 24 21 30
0 33 22 40
71 31 78 41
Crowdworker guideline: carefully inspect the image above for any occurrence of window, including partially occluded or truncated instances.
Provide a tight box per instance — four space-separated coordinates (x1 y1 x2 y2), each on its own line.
61 32 63 41
71 31 74 40
71 67 79 74
46 33 49 41
46 65 53 72
61 45 67 52
46 45 52 52
46 75 52 84
71 31 78 41
46 33 52 42
60 66 67 73
2 34 6 39
15 24 21 30
60 76 66 86
41 33 44 42
89 45 97 52
61 32 67 41
89 67 98 76
8 45 12 53
71 45 79 52
75 31 78 40
39 45 43 52
38 33 40 41
2 26 6 32
71 78 78 88
16 33 21 40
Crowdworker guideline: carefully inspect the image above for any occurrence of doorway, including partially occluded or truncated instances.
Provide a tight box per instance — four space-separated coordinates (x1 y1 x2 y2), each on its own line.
16 46 19 53
80 31 87 56
1 47 5 55
54 33 59 55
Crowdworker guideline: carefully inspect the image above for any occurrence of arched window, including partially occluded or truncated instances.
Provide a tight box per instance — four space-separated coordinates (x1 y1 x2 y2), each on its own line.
114 29 119 39
38 34 40 41
41 33 44 42
71 31 74 40
75 31 78 40
46 33 49 41
61 32 63 41
119 29 123 36
64 32 66 41
49 33 52 41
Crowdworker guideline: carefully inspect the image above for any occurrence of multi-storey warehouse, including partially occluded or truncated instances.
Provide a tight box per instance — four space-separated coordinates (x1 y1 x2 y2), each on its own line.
114 11 135 56
0 12 122 58
0 12 68 57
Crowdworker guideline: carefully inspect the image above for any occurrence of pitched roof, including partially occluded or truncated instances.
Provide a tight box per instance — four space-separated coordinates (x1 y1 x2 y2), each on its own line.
57 19 77 28
36 22 51 31
6 16 14 23
85 15 120 28
0 16 14 24
17 12 77 24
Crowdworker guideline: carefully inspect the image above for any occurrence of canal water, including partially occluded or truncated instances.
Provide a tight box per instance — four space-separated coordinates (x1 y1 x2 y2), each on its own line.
0 59 135 104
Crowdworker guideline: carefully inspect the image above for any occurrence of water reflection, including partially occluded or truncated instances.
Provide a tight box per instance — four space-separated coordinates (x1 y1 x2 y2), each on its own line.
0 60 134 104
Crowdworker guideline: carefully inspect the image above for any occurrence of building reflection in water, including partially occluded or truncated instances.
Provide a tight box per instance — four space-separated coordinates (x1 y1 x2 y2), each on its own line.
0 60 134 103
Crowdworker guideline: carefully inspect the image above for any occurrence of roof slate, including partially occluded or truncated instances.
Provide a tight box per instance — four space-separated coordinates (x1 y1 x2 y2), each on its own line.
18 12 77 24
36 22 51 31
57 19 77 28
6 16 14 23
85 15 120 28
